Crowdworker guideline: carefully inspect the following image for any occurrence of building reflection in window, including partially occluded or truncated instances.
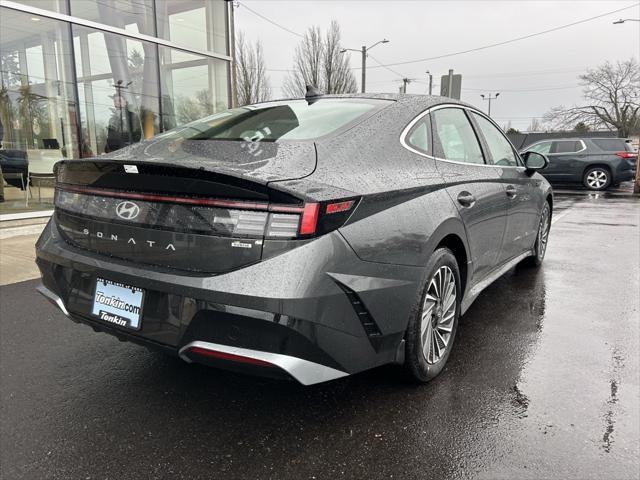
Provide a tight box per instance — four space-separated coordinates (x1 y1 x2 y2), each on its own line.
159 47 228 130
0 9 79 209
73 25 160 155
0 1 230 213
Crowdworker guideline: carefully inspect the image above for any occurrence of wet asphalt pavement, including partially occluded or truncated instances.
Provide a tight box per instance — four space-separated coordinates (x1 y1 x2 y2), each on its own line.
1 193 639 480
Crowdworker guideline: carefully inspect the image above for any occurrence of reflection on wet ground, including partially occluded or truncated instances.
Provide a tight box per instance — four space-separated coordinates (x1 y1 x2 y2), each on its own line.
1 194 639 479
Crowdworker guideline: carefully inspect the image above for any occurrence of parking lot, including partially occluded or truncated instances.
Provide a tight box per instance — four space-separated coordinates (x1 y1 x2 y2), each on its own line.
1 192 639 480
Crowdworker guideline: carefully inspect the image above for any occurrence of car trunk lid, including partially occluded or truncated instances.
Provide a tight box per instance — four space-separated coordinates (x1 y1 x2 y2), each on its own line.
53 141 316 274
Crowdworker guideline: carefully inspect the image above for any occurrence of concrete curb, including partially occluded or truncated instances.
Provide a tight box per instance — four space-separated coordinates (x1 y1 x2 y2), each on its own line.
0 224 46 240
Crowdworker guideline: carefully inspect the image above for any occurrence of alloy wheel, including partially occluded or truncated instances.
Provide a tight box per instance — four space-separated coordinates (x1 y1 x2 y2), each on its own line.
421 266 457 364
538 204 551 259
586 169 608 189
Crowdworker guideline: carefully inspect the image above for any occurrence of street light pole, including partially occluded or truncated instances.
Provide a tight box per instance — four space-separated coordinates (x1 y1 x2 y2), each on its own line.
361 46 366 94
480 93 500 117
613 17 640 193
341 39 389 93
426 70 433 95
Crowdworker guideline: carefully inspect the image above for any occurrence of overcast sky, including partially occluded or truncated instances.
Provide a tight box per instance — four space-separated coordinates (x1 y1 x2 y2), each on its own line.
235 0 640 130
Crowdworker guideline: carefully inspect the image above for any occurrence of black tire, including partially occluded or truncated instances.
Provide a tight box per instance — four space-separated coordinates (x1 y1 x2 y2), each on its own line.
404 248 461 383
523 201 551 267
583 166 611 191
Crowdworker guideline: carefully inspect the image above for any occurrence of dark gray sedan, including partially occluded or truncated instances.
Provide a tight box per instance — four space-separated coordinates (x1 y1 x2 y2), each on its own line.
35 93 552 385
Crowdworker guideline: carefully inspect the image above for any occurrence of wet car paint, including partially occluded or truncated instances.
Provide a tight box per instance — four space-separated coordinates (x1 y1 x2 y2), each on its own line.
38 94 552 383
2 193 638 479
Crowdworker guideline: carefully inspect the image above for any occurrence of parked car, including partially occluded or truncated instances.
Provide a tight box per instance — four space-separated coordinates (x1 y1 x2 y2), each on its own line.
523 137 636 190
35 93 552 385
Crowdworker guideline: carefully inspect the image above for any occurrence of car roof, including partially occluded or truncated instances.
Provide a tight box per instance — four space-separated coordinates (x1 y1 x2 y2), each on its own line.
247 93 471 109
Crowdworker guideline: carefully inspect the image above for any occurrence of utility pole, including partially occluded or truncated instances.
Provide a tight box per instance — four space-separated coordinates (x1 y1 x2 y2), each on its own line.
341 39 389 93
612 17 640 193
426 70 433 95
401 78 411 94
635 150 640 195
361 46 366 94
480 93 500 117
114 80 133 145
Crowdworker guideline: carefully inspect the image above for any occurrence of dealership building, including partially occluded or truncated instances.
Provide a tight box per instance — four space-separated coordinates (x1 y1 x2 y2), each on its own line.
0 0 232 214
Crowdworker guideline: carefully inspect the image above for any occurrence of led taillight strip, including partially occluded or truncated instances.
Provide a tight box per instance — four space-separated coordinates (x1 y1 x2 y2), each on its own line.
57 184 306 214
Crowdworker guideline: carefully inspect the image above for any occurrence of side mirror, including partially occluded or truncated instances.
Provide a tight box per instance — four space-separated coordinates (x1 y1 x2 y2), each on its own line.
522 151 548 172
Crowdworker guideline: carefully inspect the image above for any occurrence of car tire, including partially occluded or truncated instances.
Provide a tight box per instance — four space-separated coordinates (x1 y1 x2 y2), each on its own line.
404 248 461 383
523 201 551 267
583 167 611 190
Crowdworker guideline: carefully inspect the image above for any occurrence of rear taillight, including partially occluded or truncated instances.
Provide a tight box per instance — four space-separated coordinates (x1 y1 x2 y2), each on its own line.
55 185 359 240
299 203 320 235
616 151 637 159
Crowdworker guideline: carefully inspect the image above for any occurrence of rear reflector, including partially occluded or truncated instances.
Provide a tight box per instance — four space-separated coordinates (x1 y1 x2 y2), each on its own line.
299 203 320 235
326 200 355 214
616 151 637 159
188 346 274 367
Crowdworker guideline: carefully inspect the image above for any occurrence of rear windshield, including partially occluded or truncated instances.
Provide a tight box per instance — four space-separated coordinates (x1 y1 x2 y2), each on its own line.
592 138 633 152
158 98 390 142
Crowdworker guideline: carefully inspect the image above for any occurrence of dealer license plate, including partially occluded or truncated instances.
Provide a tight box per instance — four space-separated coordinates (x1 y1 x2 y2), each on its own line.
92 278 144 330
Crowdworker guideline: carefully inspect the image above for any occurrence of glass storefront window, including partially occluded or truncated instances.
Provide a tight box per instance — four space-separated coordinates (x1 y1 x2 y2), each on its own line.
0 1 230 215
156 0 227 56
158 47 228 130
73 25 160 155
69 0 156 36
1 9 79 212
13 0 68 14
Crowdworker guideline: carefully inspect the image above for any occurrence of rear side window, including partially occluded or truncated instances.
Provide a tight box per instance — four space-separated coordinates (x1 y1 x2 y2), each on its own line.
432 108 484 164
158 99 389 142
552 140 583 153
592 139 630 152
406 115 432 154
528 141 552 155
471 112 519 166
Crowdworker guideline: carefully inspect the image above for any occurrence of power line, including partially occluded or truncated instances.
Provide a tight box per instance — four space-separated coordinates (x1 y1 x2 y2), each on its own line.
367 53 405 79
462 84 580 93
355 3 640 70
464 67 588 79
237 1 304 38
252 2 638 73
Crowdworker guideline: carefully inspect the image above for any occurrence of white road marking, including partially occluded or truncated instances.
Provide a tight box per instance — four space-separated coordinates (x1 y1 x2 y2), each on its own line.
551 209 572 225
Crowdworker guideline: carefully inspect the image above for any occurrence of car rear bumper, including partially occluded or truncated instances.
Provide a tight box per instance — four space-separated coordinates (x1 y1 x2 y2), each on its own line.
614 169 635 183
36 217 423 384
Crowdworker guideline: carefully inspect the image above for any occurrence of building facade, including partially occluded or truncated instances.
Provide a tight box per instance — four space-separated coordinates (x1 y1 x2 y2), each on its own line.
0 0 231 213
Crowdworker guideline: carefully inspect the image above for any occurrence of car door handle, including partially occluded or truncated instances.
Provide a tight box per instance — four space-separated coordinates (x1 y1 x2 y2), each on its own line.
457 191 475 207
506 185 517 199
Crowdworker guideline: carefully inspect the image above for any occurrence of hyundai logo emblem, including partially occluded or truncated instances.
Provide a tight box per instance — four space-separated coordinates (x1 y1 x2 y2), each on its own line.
115 201 141 220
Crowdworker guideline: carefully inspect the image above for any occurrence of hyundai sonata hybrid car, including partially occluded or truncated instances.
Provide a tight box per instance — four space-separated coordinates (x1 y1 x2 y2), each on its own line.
35 92 553 385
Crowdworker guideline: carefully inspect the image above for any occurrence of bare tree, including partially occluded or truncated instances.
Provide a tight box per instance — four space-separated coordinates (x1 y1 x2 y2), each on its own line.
527 117 542 132
323 22 357 94
283 21 357 97
234 32 271 106
545 58 640 137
